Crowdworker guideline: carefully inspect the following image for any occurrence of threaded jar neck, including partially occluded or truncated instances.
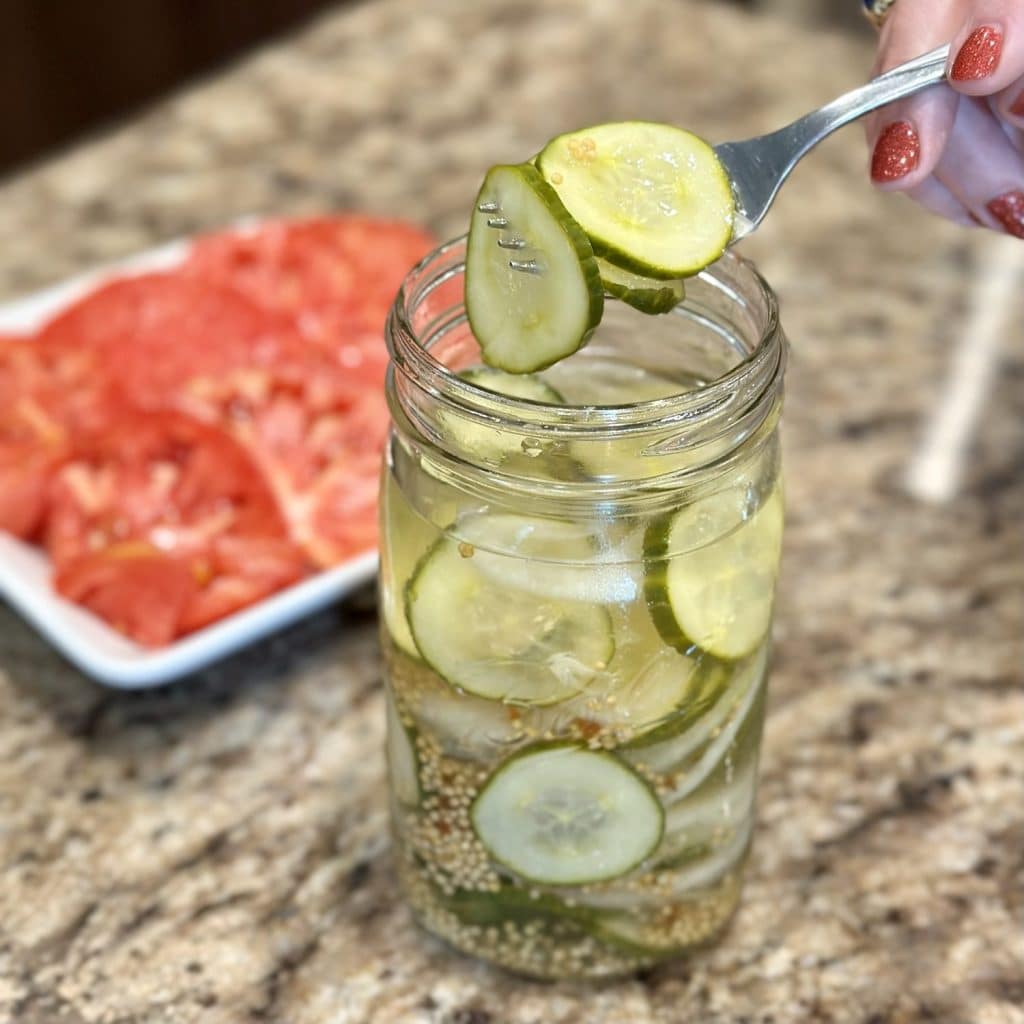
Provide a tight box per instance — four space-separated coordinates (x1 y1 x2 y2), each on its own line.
385 237 785 510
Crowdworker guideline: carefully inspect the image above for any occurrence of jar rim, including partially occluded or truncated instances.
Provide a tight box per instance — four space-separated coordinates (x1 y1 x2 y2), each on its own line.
387 235 784 442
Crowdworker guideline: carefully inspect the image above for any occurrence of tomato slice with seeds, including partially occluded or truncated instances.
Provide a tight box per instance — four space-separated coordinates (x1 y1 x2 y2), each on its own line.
55 543 198 647
47 408 307 644
177 535 307 634
6 216 429 645
0 337 108 539
46 407 292 565
298 455 381 568
184 216 436 348
38 273 300 413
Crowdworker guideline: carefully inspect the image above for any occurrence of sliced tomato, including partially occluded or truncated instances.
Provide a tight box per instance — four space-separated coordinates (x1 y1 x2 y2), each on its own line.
293 453 381 569
0 338 100 539
217 381 389 568
178 535 306 633
0 446 64 540
38 273 299 413
184 215 436 350
7 218 421 643
0 341 60 537
302 215 436 336
46 407 290 567
47 408 308 643
55 542 199 647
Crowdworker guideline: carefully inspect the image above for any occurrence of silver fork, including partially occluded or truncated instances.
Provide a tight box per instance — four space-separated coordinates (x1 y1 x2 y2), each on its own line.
718 44 950 240
486 44 951 268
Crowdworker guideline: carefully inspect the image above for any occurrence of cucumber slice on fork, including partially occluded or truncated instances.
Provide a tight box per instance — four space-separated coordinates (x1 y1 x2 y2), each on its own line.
466 163 603 374
597 258 685 315
537 122 735 279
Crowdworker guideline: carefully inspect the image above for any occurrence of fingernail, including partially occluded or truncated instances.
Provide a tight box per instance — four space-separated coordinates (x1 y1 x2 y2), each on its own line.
951 26 1003 81
871 121 921 183
987 190 1024 238
1010 91 1024 118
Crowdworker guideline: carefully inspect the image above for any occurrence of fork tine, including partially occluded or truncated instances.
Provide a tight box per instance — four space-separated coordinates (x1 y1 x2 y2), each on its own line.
497 237 526 249
509 259 541 275
477 201 499 213
486 217 509 228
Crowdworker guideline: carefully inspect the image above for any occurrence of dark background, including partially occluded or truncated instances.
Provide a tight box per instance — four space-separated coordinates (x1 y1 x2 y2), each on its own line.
0 1 337 176
0 0 863 178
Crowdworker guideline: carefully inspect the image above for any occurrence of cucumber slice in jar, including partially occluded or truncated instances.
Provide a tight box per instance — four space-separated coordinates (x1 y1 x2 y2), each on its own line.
459 366 565 404
597 257 685 315
660 754 757 848
411 684 529 762
541 357 686 406
438 368 566 466
380 467 430 659
440 882 594 929
405 526 615 705
466 163 604 374
565 643 701 740
537 122 736 279
470 744 664 886
624 644 767 773
645 486 784 661
386 690 420 807
455 512 640 605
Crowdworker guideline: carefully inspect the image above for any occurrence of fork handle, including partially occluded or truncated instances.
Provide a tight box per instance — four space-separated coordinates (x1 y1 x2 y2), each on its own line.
775 44 951 167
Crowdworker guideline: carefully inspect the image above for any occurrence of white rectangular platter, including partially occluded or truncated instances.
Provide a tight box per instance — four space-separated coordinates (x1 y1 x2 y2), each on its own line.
0 238 379 689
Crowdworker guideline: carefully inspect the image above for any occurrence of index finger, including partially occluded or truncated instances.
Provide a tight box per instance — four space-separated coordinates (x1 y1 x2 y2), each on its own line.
864 1 963 190
947 2 1024 95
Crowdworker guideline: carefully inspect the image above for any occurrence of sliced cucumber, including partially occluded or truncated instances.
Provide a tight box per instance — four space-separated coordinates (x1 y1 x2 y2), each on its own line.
541 356 686 406
454 512 640 605
406 531 615 705
440 883 591 929
621 656 730 753
584 830 749 951
627 646 767 805
573 815 752 917
537 122 735 279
438 368 565 465
380 466 434 660
471 744 664 886
386 690 420 806
411 684 528 762
459 366 565 404
466 163 603 374
598 258 685 315
624 645 766 773
663 757 761 851
659 667 765 806
564 634 702 741
645 486 784 660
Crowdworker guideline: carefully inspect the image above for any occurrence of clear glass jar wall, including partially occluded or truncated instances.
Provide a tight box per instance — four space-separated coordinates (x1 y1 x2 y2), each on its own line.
380 238 786 979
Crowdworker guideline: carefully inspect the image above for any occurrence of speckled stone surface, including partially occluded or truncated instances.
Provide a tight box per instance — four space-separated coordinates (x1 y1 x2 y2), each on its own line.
1 2 1022 1022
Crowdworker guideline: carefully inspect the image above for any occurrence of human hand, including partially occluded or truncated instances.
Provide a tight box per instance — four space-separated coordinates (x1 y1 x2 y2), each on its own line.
866 0 1024 237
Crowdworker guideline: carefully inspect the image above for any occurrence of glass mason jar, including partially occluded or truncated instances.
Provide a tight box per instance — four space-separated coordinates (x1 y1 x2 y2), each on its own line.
380 238 786 980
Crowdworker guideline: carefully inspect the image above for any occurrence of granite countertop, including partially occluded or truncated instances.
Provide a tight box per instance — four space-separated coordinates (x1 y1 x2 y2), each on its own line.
1 1 1022 1021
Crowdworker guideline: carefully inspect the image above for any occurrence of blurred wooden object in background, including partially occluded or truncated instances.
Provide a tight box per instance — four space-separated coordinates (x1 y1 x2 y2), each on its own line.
733 0 864 28
0 0 339 176
0 0 864 178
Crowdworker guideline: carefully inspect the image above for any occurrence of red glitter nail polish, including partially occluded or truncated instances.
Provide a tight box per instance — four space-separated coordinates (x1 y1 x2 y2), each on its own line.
1010 91 1024 118
871 121 921 183
951 26 1003 81
987 190 1024 238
